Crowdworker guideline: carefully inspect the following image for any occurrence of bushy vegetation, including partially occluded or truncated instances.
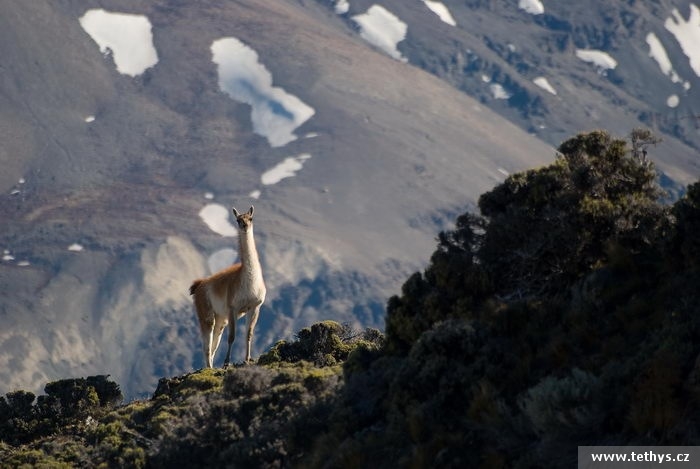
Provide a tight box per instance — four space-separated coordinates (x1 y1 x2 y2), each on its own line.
0 376 122 446
0 321 381 468
310 129 700 468
3 129 700 468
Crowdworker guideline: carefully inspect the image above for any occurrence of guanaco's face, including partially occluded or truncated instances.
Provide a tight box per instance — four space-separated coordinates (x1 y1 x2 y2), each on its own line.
232 206 254 233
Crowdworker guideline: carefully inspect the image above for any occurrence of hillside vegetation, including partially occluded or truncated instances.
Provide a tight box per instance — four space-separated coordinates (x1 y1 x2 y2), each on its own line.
3 130 700 468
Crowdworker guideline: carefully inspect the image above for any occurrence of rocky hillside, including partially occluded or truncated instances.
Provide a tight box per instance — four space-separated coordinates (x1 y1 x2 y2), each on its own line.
388 0 700 175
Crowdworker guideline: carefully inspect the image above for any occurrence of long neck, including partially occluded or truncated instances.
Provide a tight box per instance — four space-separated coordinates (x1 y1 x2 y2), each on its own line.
238 227 261 271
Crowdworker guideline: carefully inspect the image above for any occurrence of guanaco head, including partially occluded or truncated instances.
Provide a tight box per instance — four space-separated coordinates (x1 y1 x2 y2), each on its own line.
232 206 254 233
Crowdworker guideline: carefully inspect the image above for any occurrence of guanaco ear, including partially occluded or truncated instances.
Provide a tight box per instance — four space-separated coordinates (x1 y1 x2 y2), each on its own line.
248 206 254 217
232 207 240 218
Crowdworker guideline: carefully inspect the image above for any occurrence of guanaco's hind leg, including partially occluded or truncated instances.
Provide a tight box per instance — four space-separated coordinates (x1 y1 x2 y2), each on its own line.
211 316 228 368
199 313 215 368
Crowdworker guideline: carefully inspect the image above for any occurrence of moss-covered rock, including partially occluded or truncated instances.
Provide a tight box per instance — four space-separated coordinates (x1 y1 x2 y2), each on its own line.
259 321 384 366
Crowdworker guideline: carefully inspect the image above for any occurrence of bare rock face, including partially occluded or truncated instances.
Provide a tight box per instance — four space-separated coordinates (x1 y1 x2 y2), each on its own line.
0 0 697 397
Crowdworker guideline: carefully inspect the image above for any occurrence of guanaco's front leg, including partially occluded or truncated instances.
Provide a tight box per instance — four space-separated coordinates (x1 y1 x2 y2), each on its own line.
245 305 261 364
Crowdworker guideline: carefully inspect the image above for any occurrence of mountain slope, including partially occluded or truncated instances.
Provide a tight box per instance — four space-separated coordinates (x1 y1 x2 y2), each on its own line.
0 0 554 397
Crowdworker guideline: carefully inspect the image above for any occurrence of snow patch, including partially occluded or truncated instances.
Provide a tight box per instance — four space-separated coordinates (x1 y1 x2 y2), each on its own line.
211 37 315 148
518 0 544 15
79 9 158 77
334 0 350 14
352 5 408 62
208 248 237 274
68 243 84 252
665 4 700 77
489 83 511 100
85 116 96 123
261 154 312 186
645 32 686 86
17 261 30 267
198 203 238 237
421 1 457 26
204 192 214 200
249 190 261 199
575 49 618 72
667 94 680 108
533 76 557 95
